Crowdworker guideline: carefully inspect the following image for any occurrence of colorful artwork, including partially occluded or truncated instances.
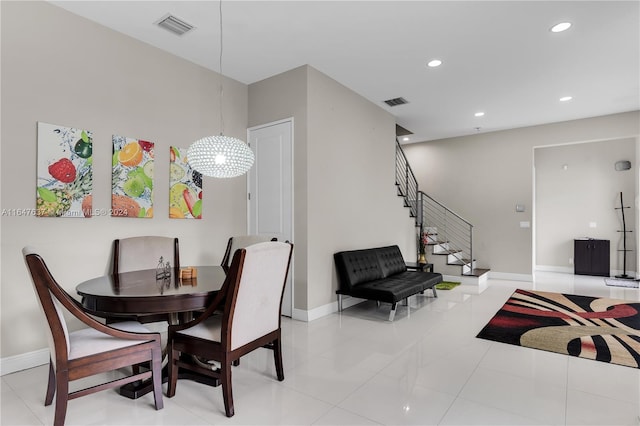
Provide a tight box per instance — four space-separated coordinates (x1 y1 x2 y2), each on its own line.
169 146 202 219
36 122 93 218
112 135 154 218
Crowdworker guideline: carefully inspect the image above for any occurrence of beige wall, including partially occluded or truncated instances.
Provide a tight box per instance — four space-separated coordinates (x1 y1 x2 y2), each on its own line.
249 66 416 312
404 111 640 277
535 139 637 273
1 1 248 358
248 66 309 309
306 67 416 310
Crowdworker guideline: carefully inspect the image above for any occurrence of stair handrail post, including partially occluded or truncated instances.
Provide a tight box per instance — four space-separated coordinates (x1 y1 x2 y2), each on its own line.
469 223 474 274
417 191 424 227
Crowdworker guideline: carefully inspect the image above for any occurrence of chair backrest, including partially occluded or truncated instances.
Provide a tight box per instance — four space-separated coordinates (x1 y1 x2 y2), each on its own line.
23 247 71 369
221 235 277 269
222 241 293 350
113 236 180 274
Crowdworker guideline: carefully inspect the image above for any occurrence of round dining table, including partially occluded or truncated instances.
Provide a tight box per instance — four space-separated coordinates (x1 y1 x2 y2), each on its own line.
76 265 226 319
75 265 227 399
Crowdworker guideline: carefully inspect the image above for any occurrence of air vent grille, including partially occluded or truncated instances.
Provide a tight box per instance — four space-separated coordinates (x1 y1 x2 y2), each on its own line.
156 14 195 36
383 97 408 107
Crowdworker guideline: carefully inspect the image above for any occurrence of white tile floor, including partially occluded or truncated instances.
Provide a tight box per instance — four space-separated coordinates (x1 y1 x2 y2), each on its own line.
2 272 639 425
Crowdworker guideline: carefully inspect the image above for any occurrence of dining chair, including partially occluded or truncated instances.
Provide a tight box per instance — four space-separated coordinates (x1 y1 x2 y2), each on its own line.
22 247 164 426
166 241 294 417
220 235 277 271
113 236 180 325
113 236 180 274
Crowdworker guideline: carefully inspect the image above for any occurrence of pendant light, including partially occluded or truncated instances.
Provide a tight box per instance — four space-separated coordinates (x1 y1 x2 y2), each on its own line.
187 1 254 178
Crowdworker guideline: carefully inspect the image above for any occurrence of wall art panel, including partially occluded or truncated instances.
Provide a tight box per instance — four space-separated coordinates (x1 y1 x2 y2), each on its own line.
112 135 154 218
36 122 93 218
169 146 202 219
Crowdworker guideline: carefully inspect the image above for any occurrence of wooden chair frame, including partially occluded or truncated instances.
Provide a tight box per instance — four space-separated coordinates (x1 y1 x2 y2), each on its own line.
167 242 293 417
113 236 180 275
24 249 163 426
220 235 277 272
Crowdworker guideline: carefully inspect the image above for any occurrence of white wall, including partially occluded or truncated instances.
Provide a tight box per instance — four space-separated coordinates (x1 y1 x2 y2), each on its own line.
403 112 640 277
1 1 248 359
535 139 637 274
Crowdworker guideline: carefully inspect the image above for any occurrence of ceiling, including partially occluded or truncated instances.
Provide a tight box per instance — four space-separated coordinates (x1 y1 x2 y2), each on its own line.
49 1 639 143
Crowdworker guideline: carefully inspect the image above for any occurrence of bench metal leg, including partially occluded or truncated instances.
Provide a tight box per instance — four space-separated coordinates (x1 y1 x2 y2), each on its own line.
432 287 438 298
337 294 343 312
389 303 397 321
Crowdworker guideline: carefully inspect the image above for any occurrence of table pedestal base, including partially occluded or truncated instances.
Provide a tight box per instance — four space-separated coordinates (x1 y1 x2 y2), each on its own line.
119 357 220 399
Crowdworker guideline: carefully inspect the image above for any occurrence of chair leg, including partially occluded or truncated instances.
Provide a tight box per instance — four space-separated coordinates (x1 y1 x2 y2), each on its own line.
53 371 69 426
151 346 164 410
221 358 234 417
337 294 343 312
166 346 178 398
45 359 55 406
273 338 284 381
432 286 438 298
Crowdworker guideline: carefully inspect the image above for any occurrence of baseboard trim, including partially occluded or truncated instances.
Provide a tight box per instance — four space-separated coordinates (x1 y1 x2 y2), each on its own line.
292 296 365 322
489 271 533 282
1 348 49 376
536 265 574 274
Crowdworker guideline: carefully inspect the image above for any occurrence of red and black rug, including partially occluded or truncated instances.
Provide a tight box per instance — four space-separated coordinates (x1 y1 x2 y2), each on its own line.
477 289 640 368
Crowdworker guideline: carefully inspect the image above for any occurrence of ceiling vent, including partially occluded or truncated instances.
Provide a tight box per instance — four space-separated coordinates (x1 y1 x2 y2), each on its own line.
383 97 409 107
156 14 195 36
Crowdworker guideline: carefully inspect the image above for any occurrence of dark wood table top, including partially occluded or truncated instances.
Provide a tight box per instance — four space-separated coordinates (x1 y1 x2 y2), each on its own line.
76 265 226 317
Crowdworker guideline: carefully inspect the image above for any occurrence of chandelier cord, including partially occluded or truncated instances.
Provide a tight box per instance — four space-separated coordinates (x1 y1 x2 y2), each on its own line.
218 0 225 136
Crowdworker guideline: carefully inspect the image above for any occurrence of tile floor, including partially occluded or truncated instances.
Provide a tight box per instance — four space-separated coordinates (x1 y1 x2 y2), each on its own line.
2 272 639 425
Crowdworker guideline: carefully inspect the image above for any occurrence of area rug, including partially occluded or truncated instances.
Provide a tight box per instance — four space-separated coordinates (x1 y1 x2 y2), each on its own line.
476 289 640 368
605 277 639 288
435 281 461 290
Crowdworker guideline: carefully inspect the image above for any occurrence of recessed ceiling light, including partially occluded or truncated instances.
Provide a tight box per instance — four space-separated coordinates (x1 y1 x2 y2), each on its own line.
427 59 442 68
559 96 573 102
550 22 572 33
402 137 410 142
474 112 485 117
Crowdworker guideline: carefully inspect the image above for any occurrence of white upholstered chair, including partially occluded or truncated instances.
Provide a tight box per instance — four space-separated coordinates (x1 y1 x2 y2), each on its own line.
167 241 294 417
23 247 163 426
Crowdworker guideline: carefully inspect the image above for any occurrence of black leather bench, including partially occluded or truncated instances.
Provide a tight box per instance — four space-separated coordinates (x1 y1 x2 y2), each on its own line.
334 245 443 320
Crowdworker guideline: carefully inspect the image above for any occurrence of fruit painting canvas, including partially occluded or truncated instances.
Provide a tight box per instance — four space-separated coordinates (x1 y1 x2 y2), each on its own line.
36 122 93 218
112 135 154 218
169 146 202 219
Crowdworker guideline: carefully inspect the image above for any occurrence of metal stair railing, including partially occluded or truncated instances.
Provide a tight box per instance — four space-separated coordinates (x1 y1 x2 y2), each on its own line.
395 139 475 274
418 191 474 273
395 139 419 219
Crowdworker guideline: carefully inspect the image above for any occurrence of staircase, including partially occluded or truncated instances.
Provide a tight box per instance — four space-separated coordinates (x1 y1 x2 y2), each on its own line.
395 140 490 282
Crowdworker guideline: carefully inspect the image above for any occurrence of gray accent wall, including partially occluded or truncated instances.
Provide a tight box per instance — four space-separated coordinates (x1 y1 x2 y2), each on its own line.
404 112 640 277
535 138 637 274
249 66 417 312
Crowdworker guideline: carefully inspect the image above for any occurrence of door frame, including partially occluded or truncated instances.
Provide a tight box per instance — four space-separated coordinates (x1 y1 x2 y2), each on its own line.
246 117 294 316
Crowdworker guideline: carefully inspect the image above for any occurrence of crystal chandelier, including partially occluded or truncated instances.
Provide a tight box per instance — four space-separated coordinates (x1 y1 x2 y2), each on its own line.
187 1 254 178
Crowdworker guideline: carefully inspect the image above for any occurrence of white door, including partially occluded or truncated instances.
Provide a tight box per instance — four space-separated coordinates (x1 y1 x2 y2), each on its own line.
247 119 293 317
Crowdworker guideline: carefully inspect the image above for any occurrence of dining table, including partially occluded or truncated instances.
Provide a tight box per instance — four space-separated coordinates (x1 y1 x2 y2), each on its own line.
76 265 227 399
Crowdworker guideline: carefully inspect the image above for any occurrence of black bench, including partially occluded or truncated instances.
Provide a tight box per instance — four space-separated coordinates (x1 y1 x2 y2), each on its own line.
334 245 443 320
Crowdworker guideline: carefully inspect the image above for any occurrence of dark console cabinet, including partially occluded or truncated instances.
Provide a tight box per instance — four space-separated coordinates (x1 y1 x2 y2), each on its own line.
574 239 610 277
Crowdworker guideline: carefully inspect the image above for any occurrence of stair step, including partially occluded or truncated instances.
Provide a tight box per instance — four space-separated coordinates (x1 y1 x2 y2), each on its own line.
463 268 490 277
433 249 461 255
448 258 471 266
